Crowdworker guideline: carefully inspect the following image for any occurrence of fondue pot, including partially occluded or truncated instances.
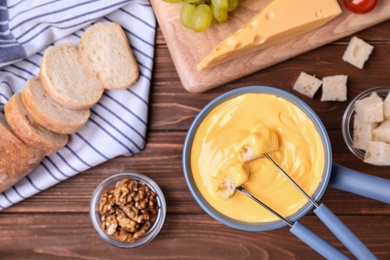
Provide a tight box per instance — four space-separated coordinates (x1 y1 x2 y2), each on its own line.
182 86 390 259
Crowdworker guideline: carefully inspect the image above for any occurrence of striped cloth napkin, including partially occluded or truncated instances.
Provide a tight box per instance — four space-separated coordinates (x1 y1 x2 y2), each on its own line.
0 0 156 209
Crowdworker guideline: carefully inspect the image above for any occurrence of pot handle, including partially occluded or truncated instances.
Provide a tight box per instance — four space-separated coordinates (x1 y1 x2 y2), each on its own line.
329 163 390 204
290 221 349 260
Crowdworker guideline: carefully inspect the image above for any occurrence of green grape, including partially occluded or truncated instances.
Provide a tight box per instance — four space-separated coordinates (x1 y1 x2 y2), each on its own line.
227 0 238 11
183 0 199 3
211 3 228 23
211 0 228 11
191 4 212 32
180 3 196 28
163 0 182 3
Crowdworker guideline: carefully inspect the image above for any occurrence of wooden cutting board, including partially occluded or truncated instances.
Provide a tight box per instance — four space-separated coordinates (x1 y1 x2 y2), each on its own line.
150 0 390 93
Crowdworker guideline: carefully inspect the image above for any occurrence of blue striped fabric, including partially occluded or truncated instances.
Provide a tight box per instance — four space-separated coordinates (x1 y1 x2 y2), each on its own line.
0 0 156 209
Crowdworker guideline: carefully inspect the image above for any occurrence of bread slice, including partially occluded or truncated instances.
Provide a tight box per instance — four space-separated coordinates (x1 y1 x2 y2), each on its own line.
0 112 45 193
342 36 374 69
4 93 69 155
79 22 139 90
40 43 104 110
321 75 348 102
293 72 322 98
21 77 90 134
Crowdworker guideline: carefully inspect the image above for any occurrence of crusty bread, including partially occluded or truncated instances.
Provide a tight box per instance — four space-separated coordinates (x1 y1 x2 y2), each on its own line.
352 115 377 151
364 141 390 166
342 36 374 69
4 93 69 155
40 43 104 110
293 72 322 98
355 92 384 123
0 112 45 193
79 22 139 90
21 77 90 134
321 75 348 102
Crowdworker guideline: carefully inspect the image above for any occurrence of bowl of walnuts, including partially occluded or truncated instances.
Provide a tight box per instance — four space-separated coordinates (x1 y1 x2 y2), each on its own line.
90 172 166 248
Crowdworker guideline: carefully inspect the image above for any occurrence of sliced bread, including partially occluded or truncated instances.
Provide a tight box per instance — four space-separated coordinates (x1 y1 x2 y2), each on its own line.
79 22 139 90
21 77 90 135
0 112 45 193
40 43 104 110
4 93 69 155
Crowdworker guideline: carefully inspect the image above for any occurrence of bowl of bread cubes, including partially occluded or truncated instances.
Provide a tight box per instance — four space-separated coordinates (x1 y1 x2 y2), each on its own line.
342 87 390 166
90 172 166 248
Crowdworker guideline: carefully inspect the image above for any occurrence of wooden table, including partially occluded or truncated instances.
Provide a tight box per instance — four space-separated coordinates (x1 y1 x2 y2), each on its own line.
1 19 389 260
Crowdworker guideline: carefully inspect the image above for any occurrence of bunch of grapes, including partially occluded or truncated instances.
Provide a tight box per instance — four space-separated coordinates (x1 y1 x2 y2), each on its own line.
163 0 239 32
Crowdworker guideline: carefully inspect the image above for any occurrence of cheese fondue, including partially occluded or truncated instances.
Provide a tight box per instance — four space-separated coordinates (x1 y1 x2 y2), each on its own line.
190 93 325 223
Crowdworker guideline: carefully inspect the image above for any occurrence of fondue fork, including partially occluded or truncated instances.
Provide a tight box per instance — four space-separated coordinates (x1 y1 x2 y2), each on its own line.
236 186 349 260
263 153 376 260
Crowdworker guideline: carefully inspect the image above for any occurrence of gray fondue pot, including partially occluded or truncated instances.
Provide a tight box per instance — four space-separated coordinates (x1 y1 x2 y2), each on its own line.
182 86 390 260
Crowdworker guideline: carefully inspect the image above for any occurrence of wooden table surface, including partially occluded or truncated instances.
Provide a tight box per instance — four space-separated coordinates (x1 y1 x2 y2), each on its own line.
1 18 390 260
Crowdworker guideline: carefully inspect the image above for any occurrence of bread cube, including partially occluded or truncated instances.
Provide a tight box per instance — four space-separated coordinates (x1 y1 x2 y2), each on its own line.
293 72 322 98
355 92 384 123
353 115 378 150
321 75 347 101
364 141 390 166
384 92 390 119
342 36 374 69
373 120 390 144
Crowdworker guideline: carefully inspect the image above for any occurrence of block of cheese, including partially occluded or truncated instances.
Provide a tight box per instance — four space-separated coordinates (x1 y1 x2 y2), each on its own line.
293 72 322 98
321 75 348 102
355 92 384 123
197 0 342 70
353 115 377 151
364 141 390 166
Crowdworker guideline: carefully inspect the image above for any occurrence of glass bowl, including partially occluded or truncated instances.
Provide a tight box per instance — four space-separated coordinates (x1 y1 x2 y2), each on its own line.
90 172 166 248
341 86 390 161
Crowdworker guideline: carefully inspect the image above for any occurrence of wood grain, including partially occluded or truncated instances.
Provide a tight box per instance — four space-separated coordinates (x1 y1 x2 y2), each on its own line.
151 0 390 93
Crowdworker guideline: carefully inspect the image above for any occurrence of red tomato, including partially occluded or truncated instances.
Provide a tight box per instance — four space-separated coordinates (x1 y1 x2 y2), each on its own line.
343 0 378 14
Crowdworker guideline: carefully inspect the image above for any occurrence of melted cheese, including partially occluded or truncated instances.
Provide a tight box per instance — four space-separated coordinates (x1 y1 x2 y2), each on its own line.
197 0 342 70
190 93 325 223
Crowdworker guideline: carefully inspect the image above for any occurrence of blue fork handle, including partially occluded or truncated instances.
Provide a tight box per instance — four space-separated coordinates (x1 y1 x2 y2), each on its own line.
290 221 349 260
314 203 377 260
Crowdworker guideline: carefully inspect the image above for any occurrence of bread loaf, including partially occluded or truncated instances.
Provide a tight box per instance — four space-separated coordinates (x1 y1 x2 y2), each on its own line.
40 43 104 110
4 93 68 156
21 77 90 134
79 22 139 90
0 112 45 193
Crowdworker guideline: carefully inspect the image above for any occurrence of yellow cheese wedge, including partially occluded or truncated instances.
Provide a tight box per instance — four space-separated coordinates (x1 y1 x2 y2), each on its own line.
197 0 342 70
